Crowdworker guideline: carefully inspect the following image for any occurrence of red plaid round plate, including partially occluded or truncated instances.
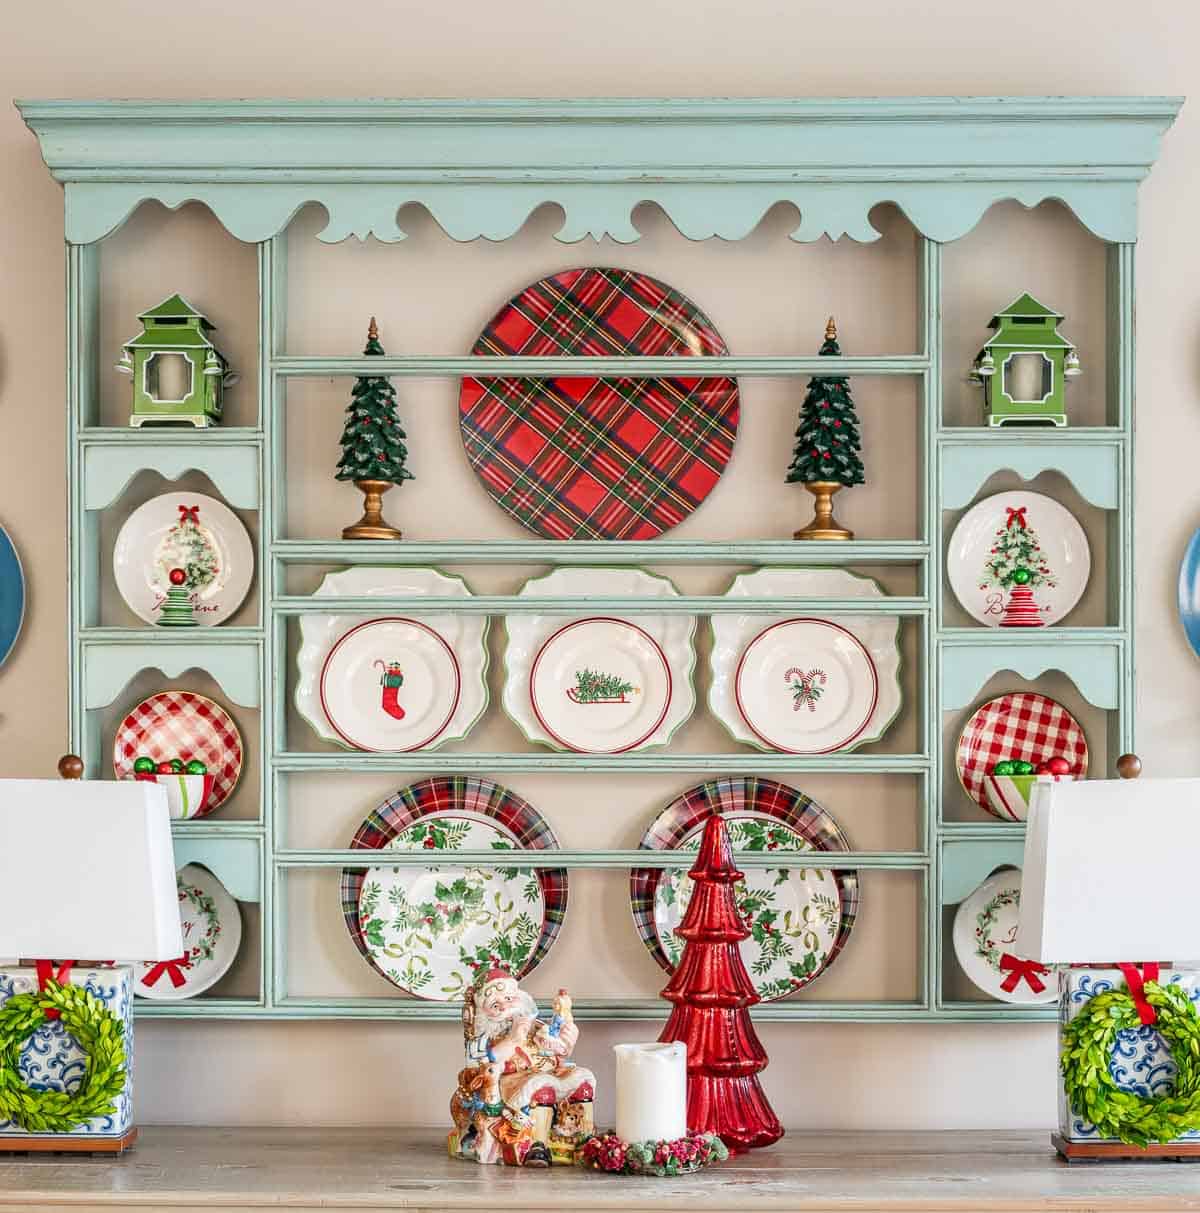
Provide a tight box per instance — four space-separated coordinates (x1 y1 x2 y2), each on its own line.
955 692 1089 816
459 267 740 540
630 777 858 1002
113 691 244 814
340 776 567 1000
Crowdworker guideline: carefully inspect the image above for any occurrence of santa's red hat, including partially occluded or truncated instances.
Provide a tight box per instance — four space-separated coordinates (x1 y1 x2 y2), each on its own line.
477 967 515 994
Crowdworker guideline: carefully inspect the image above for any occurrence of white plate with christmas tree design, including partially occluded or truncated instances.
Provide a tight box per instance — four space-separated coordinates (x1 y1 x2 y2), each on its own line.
296 567 488 751
951 868 1056 1005
113 492 254 627
947 490 1090 628
134 864 242 1001
503 568 695 753
709 568 901 754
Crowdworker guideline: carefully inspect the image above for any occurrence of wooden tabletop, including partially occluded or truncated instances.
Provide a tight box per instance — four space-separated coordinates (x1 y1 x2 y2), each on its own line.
4 1127 1200 1212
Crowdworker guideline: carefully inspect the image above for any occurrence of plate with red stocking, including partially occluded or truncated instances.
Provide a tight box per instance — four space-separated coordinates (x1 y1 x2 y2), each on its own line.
630 777 858 1002
458 267 739 540
955 691 1088 817
947 491 1090 628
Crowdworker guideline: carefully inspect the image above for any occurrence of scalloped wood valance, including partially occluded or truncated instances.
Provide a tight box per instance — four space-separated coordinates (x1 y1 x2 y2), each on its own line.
17 97 1182 245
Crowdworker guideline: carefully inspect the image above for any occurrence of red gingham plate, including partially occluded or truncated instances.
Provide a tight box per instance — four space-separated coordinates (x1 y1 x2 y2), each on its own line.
113 692 244 814
955 692 1089 816
459 267 740 540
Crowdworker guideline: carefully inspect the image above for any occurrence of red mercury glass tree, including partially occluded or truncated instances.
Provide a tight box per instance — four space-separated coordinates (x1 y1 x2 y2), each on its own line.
657 813 784 1152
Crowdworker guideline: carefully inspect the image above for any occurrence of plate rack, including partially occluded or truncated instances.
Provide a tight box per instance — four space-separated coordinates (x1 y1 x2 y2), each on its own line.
19 97 1180 1021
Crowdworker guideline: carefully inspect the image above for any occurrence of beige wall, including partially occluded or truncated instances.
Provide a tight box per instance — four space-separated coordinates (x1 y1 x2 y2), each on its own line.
1 0 1197 1130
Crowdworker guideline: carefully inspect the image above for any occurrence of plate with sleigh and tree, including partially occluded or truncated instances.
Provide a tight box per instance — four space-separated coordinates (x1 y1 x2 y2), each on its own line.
340 776 567 1000
295 567 488 752
947 490 1090 628
630 777 859 1001
503 568 695 753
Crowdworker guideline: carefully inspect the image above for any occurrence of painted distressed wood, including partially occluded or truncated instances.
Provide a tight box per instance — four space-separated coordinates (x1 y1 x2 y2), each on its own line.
940 440 1122 510
171 835 262 902
82 643 262 709
941 839 1029 906
82 441 260 510
939 640 1122 711
6 1127 1200 1210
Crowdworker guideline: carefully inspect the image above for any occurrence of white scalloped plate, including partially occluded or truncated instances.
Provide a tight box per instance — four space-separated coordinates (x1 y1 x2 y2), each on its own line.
295 567 488 751
503 568 695 753
709 568 901 753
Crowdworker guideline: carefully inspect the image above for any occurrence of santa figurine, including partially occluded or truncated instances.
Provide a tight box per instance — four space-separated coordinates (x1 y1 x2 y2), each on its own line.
449 968 595 1166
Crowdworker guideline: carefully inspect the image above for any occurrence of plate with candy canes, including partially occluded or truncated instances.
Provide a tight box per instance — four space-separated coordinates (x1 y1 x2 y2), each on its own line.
113 691 243 814
135 864 242 1001
341 777 567 1000
503 568 695 753
709 568 900 754
459 267 739 540
296 567 488 752
112 492 254 627
955 691 1088 818
947 490 1090 628
630 777 858 1002
952 868 1056 1005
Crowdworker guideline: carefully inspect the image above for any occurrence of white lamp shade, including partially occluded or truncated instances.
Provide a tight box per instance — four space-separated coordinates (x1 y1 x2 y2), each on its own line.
1017 777 1200 964
0 778 182 960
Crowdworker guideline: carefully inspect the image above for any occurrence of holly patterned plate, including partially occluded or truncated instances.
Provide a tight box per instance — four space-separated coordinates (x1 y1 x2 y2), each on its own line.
947 490 1090 628
112 492 254 627
710 568 901 754
113 691 243 814
951 868 1057 1005
135 864 242 1001
296 567 489 752
458 267 739 540
955 691 1088 817
504 568 695 753
630 778 859 1002
341 777 567 1001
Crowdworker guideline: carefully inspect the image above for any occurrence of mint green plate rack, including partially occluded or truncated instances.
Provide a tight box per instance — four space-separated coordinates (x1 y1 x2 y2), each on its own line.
18 97 1181 1021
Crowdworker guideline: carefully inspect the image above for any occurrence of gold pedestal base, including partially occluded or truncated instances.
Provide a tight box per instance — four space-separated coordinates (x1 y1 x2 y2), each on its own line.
793 480 853 541
342 479 403 541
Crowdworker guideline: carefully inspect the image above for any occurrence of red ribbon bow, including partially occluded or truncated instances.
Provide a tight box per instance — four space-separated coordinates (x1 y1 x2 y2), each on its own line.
1005 506 1028 530
34 959 75 1020
177 504 200 524
999 953 1051 995
1117 962 1161 1025
142 955 192 990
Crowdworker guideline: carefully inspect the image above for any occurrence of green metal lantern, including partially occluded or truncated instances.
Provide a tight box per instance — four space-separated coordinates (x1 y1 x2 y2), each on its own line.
117 294 236 428
969 293 1080 428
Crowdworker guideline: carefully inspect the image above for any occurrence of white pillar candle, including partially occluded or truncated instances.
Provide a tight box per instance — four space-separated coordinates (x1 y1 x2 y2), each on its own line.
614 1041 687 1143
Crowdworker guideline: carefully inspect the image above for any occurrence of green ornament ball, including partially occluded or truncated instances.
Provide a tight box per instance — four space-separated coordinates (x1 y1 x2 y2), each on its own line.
168 758 185 773
133 756 156 775
991 760 1016 776
1012 760 1035 775
184 759 208 776
1011 567 1032 585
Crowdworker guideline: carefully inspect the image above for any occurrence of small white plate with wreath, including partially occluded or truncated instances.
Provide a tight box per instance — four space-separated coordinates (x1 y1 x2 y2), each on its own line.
709 568 901 754
296 567 489 751
113 492 254 627
952 868 1056 1005
503 568 695 753
134 864 242 1001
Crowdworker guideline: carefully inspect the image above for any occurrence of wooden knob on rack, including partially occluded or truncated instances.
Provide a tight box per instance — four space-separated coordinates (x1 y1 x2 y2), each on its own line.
1116 753 1142 780
57 754 84 780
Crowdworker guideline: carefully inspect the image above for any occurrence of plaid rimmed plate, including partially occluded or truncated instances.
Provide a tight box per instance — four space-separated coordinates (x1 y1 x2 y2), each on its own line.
630 777 859 1002
458 267 740 540
113 691 243 814
955 692 1089 816
340 776 567 1000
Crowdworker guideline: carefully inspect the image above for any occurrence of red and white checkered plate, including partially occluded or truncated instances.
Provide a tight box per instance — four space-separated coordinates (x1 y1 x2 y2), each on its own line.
955 691 1088 815
113 691 244 814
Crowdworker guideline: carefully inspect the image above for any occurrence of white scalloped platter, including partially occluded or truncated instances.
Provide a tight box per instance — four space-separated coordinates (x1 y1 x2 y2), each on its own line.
709 568 901 754
503 568 695 753
295 567 488 751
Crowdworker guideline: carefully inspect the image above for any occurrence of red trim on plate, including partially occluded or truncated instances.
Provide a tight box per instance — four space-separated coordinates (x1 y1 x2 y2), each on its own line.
528 616 672 753
319 617 462 753
733 618 879 754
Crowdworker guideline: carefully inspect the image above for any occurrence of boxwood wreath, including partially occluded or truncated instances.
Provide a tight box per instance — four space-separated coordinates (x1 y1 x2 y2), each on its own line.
0 980 126 1133
1061 979 1200 1147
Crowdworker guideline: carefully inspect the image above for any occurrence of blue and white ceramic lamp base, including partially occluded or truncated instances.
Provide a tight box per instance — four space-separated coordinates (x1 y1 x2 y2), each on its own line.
0 965 134 1141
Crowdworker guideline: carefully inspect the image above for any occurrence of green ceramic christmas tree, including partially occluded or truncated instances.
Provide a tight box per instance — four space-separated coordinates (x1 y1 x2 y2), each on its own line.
336 317 413 540
786 317 864 540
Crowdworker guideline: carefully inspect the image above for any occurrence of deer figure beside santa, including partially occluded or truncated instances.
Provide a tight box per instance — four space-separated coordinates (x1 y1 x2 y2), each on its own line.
448 968 595 1166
